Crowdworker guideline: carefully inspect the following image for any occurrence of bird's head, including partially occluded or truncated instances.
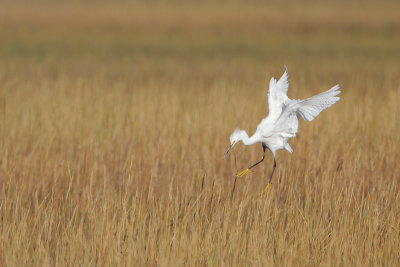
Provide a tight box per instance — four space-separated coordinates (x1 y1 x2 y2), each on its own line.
224 128 248 158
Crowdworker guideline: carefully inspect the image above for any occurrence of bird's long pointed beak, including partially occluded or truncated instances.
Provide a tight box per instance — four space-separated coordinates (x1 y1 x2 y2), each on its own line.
224 142 235 158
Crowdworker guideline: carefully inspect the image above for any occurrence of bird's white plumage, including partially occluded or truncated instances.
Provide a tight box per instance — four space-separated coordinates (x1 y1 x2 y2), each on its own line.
283 85 341 122
266 66 290 121
225 67 340 189
228 66 341 157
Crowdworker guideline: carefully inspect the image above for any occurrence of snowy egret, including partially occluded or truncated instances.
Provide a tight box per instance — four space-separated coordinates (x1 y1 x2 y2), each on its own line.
224 66 341 192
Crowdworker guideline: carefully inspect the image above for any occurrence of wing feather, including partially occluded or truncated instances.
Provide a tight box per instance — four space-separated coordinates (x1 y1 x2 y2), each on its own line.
267 85 341 138
285 85 341 121
267 66 290 120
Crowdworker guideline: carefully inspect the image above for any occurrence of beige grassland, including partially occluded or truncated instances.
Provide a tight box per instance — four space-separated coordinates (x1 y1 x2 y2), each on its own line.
0 1 399 266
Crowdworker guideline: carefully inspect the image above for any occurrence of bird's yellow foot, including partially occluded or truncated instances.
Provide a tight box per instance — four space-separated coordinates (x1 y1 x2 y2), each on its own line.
236 168 252 177
262 183 271 194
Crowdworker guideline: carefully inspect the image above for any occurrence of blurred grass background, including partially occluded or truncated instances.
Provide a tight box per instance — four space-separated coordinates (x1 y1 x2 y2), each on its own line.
0 1 399 266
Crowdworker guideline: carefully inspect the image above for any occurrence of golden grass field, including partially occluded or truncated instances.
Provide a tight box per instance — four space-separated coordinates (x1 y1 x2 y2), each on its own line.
0 1 400 266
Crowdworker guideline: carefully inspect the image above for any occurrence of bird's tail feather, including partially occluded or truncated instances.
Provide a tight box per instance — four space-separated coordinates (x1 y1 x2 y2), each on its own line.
284 143 293 153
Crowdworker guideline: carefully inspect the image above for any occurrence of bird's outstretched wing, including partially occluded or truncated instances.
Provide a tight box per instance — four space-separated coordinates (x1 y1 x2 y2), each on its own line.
267 66 290 120
265 85 341 143
283 85 341 121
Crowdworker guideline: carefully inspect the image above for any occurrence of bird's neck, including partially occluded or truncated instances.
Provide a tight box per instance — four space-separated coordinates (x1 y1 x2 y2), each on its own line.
242 132 260 146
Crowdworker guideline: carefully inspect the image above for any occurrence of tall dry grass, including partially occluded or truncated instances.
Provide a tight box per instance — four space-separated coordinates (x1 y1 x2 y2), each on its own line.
0 1 399 266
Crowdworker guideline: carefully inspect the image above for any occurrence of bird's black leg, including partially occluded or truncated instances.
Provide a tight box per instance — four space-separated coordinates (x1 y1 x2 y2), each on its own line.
268 157 277 184
263 156 276 193
249 143 267 170
236 143 266 177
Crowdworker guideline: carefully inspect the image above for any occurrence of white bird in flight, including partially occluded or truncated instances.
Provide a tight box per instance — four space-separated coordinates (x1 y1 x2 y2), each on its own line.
224 66 341 192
